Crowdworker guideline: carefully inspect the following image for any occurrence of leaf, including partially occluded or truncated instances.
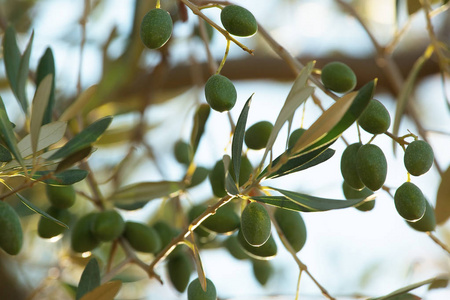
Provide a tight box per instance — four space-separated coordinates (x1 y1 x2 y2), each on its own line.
232 95 253 185
435 165 450 224
55 146 92 173
48 116 113 160
428 278 448 290
30 169 89 185
223 155 239 195
30 74 53 155
191 240 207 292
190 104 210 153
407 0 422 15
59 85 98 122
36 47 56 125
76 258 101 300
0 144 12 162
266 187 374 212
393 46 434 147
3 26 21 96
16 31 34 113
109 181 182 210
369 276 448 300
251 196 313 212
0 96 24 167
2 149 58 171
15 193 68 228
261 61 315 166
18 121 67 158
80 281 122 300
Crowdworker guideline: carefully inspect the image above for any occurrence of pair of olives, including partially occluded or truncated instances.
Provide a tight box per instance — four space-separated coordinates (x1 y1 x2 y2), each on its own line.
188 203 240 235
341 143 387 191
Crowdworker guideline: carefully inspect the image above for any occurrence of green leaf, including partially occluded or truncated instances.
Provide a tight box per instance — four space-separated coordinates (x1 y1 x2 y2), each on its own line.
251 196 312 212
16 30 34 113
0 144 12 162
435 165 450 224
109 181 182 210
18 121 67 158
36 47 56 125
266 187 374 212
190 104 210 153
0 96 24 167
59 85 98 122
30 74 53 155
3 26 21 96
232 95 253 185
222 154 239 195
30 169 89 185
261 62 315 166
76 258 101 300
15 193 68 229
80 281 122 300
55 147 92 173
428 278 448 290
407 0 422 15
48 116 113 161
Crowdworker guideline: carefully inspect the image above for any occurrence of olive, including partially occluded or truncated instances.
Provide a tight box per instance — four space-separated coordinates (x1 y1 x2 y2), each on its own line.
167 252 192 293
241 202 271 246
91 210 125 242
0 201 23 255
38 206 71 239
209 156 253 197
244 121 273 150
288 128 306 149
404 140 434 176
202 203 240 234
71 213 100 253
406 200 436 232
252 260 273 286
358 99 391 134
188 204 215 239
140 8 173 49
187 166 209 188
274 208 307 252
341 143 365 190
223 234 250 260
394 182 426 222
123 221 162 253
342 182 375 212
237 228 277 260
220 5 258 37
174 140 193 165
46 184 76 209
229 155 253 187
204 74 237 112
187 278 217 300
356 144 387 191
321 62 357 93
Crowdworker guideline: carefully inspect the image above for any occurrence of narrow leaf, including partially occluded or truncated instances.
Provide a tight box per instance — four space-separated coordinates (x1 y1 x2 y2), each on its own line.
232 95 253 184
30 74 53 155
18 121 67 158
251 196 313 212
55 146 92 173
192 240 207 291
59 85 98 122
36 47 56 125
16 30 34 113
15 193 68 228
30 169 89 185
0 96 24 167
190 104 210 153
109 181 182 210
435 165 450 224
48 116 113 160
76 258 101 300
223 154 239 195
3 26 21 95
80 281 122 300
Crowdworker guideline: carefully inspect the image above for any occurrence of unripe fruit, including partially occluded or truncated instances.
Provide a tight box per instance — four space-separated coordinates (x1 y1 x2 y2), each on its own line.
321 62 357 93
167 252 192 293
0 201 23 255
406 200 436 232
140 9 173 49
220 5 258 37
237 229 277 260
71 213 100 253
209 156 253 197
194 20 214 42
274 208 307 252
404 140 434 176
188 166 209 188
229 155 253 187
252 260 273 286
174 140 193 165
241 202 271 246
188 204 214 238
358 99 391 134
123 221 161 253
341 143 365 190
38 207 71 239
223 234 250 260
187 278 217 300
394 182 426 221
204 74 237 112
288 128 306 149
91 210 125 242
342 182 375 212
153 221 175 251
356 144 387 191
46 184 76 209
202 204 240 233
244 121 273 150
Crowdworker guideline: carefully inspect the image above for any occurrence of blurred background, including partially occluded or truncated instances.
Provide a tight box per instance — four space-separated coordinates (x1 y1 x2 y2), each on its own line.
0 0 449 299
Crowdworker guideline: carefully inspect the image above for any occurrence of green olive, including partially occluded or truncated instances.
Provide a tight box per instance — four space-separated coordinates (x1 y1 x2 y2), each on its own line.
252 260 273 286
71 213 100 253
209 156 253 197
167 252 192 293
202 203 240 234
0 201 23 255
46 184 76 209
91 210 125 242
174 140 193 165
358 99 391 134
404 140 434 176
140 8 173 49
274 208 307 252
340 143 365 190
188 204 215 239
356 144 387 191
237 228 277 260
288 128 306 149
123 221 162 253
204 74 237 112
38 206 71 239
406 200 436 232
223 234 250 260
244 121 273 150
241 202 271 246
342 182 375 212
321 62 357 93
229 155 253 187
187 278 217 300
188 166 210 188
220 5 258 37
394 182 426 222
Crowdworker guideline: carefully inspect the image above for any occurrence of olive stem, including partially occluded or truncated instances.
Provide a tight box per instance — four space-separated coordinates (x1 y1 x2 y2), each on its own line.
101 256 132 284
197 16 218 74
216 39 231 74
384 131 408 151
156 0 161 9
427 232 450 256
295 269 303 300
0 173 53 200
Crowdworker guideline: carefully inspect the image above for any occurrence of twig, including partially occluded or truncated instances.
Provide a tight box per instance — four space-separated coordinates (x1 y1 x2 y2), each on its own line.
427 232 450 256
101 256 132 284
